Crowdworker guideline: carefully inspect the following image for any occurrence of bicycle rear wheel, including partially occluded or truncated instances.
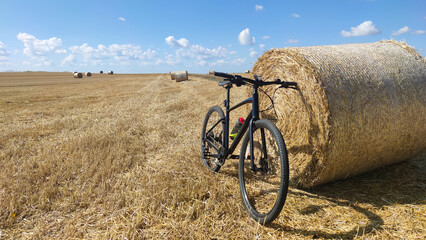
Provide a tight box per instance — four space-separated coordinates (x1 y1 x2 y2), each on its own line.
238 119 289 224
201 106 225 172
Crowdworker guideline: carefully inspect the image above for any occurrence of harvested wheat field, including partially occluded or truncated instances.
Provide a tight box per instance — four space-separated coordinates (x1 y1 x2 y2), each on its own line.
0 72 425 239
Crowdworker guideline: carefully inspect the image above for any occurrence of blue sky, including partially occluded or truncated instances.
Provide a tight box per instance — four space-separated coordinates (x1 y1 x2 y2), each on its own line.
0 0 425 73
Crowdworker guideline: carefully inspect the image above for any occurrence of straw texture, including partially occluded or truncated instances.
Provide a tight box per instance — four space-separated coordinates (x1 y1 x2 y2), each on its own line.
170 71 177 80
175 71 188 82
170 71 188 81
252 40 426 188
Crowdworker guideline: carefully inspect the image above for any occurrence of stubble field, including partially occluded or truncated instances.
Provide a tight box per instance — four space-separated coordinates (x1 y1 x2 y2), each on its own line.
0 72 424 239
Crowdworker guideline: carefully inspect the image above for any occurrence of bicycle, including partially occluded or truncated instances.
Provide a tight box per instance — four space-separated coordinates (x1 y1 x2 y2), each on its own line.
201 71 298 225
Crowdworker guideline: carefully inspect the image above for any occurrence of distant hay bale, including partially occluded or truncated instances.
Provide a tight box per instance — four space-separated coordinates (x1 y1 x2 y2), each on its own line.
108 71 113 75
245 70 250 73
73 71 78 74
100 70 103 74
174 71 188 82
73 72 83 78
85 72 92 77
170 71 188 81
252 40 426 188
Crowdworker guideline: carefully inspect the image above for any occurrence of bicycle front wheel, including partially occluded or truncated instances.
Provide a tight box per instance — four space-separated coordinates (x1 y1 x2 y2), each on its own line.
239 119 289 225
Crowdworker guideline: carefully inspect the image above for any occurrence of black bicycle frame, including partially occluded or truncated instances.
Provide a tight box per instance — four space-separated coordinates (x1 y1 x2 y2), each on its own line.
219 83 260 160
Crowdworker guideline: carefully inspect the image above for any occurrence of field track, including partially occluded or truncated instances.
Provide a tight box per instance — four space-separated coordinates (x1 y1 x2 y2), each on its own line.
0 72 424 239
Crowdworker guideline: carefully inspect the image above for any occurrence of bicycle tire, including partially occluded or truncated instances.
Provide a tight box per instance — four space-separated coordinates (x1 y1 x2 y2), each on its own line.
201 106 225 172
238 119 289 224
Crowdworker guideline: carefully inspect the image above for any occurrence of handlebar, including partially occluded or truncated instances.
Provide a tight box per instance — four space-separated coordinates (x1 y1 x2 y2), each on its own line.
209 70 234 79
209 70 298 89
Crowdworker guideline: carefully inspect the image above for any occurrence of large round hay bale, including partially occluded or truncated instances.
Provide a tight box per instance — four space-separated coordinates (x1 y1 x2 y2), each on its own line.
100 70 103 74
170 71 177 80
252 40 426 188
73 72 83 78
108 71 113 75
85 72 92 77
174 71 188 82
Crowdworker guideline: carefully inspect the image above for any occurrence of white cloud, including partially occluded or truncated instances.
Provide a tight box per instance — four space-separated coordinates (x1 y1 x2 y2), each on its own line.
210 58 246 67
262 36 270 40
0 41 11 56
17 33 65 56
285 39 299 44
155 54 179 66
0 56 10 66
69 43 105 60
118 17 126 22
34 58 52 67
64 43 157 66
61 54 75 65
259 44 265 51
391 26 425 36
249 49 258 57
0 42 11 64
140 48 157 59
255 5 263 11
165 36 189 48
161 36 244 67
23 57 52 67
392 26 411 36
176 44 229 61
199 60 207 66
210 59 225 66
413 30 425 35
291 13 300 18
239 28 255 46
231 58 246 65
109 44 146 60
340 21 381 37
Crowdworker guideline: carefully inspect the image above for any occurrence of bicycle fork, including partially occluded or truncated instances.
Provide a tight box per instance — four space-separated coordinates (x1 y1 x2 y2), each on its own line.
249 84 269 173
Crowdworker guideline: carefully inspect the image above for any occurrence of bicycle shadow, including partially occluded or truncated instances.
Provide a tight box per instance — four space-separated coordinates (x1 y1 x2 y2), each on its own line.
215 130 424 239
218 160 385 239
267 155 425 239
219 159 240 178
269 190 384 239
